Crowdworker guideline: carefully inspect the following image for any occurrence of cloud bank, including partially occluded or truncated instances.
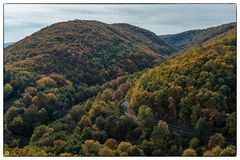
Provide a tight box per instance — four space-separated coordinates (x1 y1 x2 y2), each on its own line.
4 4 236 42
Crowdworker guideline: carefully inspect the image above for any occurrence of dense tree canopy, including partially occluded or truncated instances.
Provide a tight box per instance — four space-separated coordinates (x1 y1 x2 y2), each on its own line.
4 21 236 156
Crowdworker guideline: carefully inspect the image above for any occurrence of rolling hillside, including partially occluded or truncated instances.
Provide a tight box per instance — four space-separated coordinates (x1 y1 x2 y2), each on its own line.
159 22 236 52
4 20 174 86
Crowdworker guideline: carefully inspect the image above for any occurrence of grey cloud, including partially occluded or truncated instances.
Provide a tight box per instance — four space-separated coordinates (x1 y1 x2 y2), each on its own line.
4 4 236 42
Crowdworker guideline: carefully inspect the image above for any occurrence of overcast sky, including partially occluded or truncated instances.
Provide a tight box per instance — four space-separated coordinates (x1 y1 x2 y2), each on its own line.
4 4 236 43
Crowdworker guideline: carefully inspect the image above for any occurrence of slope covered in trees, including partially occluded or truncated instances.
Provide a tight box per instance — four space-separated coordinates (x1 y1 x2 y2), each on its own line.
4 21 236 156
4 20 174 87
159 22 236 52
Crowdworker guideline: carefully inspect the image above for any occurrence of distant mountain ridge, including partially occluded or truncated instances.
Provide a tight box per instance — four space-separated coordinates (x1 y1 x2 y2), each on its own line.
159 22 236 52
4 42 15 48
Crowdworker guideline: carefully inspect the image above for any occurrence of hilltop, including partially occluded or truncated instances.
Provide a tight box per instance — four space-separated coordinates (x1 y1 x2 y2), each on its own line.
4 20 174 86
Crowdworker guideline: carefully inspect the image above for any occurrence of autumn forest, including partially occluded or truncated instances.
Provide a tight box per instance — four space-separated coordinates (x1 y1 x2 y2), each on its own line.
3 20 236 156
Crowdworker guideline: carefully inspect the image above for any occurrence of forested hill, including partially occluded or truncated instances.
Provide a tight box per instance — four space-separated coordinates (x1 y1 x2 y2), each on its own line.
4 20 174 86
4 21 236 156
159 22 236 52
